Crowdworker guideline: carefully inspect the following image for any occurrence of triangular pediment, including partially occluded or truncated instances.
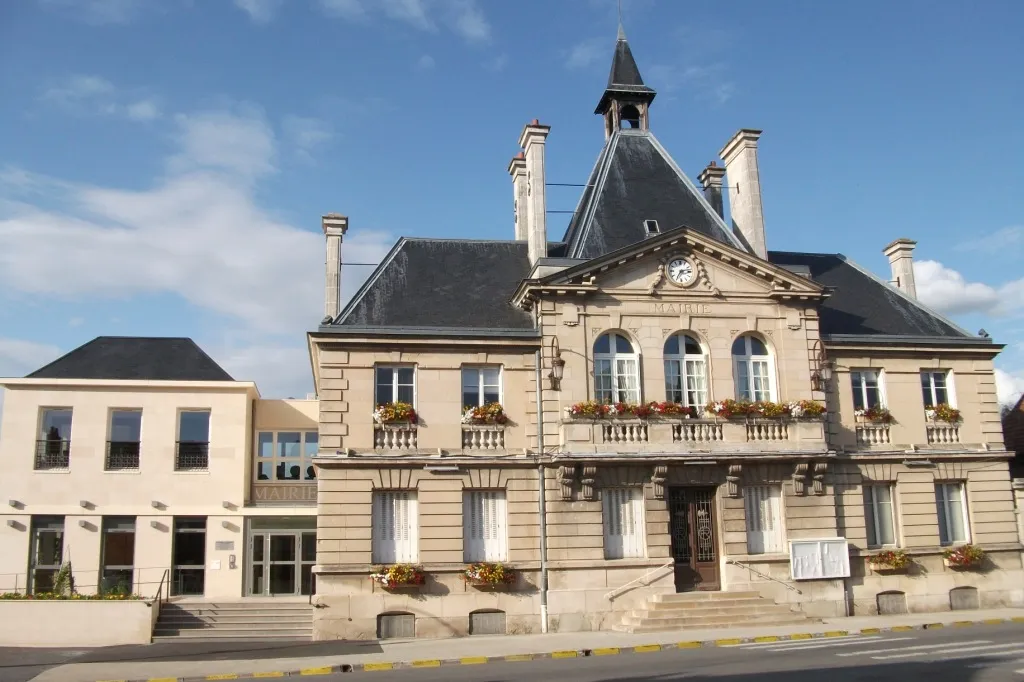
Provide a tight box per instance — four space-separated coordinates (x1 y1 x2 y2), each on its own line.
519 227 825 306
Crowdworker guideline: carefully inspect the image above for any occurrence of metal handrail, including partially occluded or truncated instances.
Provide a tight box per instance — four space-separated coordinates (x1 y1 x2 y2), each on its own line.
603 559 674 601
152 568 169 609
727 558 802 594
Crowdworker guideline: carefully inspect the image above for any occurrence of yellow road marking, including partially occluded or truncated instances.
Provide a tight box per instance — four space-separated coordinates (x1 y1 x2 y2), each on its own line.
790 633 814 640
253 674 285 678
299 668 332 676
362 663 394 672
592 648 620 656
505 655 534 662
891 625 914 632
754 636 779 643
924 623 944 629
410 660 440 668
715 639 742 646
984 618 1007 625
206 675 239 680
677 641 703 649
551 650 578 659
824 631 849 637
954 621 974 627
634 645 661 653
460 657 488 665
859 628 880 635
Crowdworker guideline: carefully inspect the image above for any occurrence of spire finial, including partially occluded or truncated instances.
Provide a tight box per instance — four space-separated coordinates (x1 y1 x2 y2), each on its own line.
617 0 624 39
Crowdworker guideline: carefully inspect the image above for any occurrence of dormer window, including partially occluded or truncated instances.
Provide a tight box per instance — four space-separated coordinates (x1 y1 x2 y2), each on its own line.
644 219 660 236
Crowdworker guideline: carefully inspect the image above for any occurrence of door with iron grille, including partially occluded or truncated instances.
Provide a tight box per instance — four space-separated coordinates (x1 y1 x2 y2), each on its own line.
667 487 719 591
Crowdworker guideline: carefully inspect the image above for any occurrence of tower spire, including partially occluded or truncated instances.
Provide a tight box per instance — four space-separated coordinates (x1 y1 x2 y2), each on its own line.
595 22 656 136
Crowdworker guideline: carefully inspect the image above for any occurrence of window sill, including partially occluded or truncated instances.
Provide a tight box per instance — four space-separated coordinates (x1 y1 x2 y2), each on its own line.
173 469 210 475
33 468 70 474
104 468 141 474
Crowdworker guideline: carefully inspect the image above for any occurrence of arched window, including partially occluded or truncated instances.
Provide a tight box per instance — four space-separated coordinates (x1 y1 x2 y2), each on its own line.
664 333 708 407
594 332 640 404
732 334 774 401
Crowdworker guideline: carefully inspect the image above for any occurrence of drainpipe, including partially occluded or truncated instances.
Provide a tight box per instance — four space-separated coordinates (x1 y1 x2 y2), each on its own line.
534 349 549 633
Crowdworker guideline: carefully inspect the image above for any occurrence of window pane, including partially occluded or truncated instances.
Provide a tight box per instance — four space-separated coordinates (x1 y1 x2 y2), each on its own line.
731 337 746 356
482 367 500 387
397 385 414 404
278 432 300 458
750 337 768 355
396 367 415 385
614 334 634 353
920 373 933 406
304 432 318 457
178 411 210 442
483 387 500 404
376 367 394 404
110 411 141 441
594 334 610 354
864 486 877 547
463 388 480 408
936 484 950 545
103 529 135 567
462 368 479 389
40 409 73 441
256 461 273 480
736 362 750 400
935 384 948 405
277 461 301 480
946 484 966 543
683 335 702 355
685 359 708 406
665 360 682 403
664 335 679 355
851 372 865 411
258 432 273 457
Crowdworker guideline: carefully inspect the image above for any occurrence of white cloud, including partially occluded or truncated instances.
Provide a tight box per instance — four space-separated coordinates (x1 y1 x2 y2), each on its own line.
565 38 605 69
234 0 282 24
995 368 1024 407
39 0 143 24
317 0 490 43
913 260 1024 316
169 108 276 180
0 106 394 339
212 343 313 399
282 116 334 161
959 226 1024 254
42 75 161 121
415 54 436 71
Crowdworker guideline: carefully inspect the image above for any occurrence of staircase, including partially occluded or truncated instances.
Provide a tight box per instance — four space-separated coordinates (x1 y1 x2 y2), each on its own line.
153 600 313 641
615 590 815 633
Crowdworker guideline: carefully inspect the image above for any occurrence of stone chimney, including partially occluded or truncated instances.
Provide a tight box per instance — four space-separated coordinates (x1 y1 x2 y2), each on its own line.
720 129 767 259
518 119 551 266
698 161 726 219
507 151 528 241
322 213 349 321
883 238 918 298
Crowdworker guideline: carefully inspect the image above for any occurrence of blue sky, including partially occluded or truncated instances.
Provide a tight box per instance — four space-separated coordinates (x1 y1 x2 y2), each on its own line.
1 0 1022 413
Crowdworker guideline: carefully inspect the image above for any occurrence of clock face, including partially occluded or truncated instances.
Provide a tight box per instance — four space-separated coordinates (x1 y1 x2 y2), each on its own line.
668 258 695 285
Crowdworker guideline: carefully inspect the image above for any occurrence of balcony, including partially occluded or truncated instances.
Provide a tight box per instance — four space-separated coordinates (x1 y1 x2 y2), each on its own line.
462 424 506 451
34 440 70 470
926 423 960 444
105 441 140 470
560 418 826 454
856 423 891 446
374 424 418 451
175 441 209 470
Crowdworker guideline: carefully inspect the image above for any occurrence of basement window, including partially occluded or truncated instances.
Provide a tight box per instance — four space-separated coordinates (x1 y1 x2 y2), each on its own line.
643 219 660 236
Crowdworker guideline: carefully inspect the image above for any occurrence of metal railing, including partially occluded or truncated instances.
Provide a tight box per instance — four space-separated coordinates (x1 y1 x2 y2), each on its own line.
105 441 141 470
175 441 209 470
152 568 169 609
34 440 70 470
727 558 802 594
603 559 674 601
1 567 173 597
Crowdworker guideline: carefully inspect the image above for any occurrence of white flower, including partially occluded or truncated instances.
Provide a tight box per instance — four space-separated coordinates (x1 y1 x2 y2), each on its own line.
854 409 866 418
790 404 805 419
461 407 477 424
925 409 936 421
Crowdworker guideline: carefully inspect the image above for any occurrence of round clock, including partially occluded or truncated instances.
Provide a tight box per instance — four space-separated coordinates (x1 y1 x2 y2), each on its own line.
667 257 695 285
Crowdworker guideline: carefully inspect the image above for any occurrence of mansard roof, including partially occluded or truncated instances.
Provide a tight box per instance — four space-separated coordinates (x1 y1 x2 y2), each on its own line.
560 129 746 260
26 337 235 381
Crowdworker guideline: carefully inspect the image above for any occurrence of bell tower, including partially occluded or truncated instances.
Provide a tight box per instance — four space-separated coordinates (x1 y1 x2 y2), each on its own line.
595 25 657 139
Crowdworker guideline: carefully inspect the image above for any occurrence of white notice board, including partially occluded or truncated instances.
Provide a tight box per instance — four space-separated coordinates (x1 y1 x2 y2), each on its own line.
790 538 850 580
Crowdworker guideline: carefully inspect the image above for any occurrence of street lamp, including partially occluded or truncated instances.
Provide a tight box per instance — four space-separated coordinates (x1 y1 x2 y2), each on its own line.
548 337 565 391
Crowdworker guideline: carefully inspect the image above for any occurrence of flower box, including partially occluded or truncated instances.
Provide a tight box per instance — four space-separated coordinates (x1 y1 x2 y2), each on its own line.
463 562 517 589
943 544 984 569
370 564 426 589
925 403 961 423
462 403 509 425
868 562 908 574
855 406 893 424
868 549 911 573
373 402 417 425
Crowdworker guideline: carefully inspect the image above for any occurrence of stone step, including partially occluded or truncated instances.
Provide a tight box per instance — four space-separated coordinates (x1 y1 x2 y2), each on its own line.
156 620 312 630
153 631 312 641
163 603 313 612
159 610 312 619
621 611 806 627
646 598 777 611
632 604 800 619
615 615 813 633
157 616 313 626
652 591 763 603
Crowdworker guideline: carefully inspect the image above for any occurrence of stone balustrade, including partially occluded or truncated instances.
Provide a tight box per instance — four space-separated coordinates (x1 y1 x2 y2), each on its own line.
856 423 891 446
374 424 418 451
461 425 506 451
559 418 826 454
926 423 961 444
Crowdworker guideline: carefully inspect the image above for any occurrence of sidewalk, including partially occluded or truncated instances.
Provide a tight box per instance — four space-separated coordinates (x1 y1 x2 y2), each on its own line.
29 607 1024 682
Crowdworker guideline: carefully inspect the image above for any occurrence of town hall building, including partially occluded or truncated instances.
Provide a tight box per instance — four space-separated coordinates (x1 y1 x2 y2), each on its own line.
1 29 1021 642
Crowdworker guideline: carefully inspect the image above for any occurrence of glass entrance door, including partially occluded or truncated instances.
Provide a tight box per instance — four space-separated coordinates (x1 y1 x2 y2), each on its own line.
248 531 315 596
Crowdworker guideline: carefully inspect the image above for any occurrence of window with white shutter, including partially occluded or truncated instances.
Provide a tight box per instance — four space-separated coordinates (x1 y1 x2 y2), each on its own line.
602 487 645 559
372 491 418 563
744 485 783 554
463 490 507 562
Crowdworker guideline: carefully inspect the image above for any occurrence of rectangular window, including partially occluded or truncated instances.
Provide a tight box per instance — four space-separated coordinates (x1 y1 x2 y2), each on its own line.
255 431 319 482
176 411 210 470
101 517 136 594
665 359 708 407
35 408 72 470
462 367 501 408
851 370 883 411
602 487 645 559
372 491 418 563
463 490 508 562
375 366 415 405
736 361 772 402
744 485 783 554
29 516 64 593
106 410 142 470
921 371 952 407
594 358 641 404
936 482 970 545
864 484 896 548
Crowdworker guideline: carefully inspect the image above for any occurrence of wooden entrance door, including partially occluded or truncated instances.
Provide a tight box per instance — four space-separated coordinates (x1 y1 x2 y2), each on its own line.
667 487 720 591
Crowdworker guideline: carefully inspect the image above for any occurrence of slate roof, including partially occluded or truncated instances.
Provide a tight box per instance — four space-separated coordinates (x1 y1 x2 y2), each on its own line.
595 27 657 114
330 239 536 333
561 130 745 260
26 337 235 381
767 251 976 340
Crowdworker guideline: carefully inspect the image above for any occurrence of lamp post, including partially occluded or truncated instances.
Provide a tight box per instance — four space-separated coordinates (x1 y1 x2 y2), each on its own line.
548 337 565 391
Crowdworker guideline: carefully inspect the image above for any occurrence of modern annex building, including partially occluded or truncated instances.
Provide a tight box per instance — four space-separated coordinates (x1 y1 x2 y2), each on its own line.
2 30 1023 641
